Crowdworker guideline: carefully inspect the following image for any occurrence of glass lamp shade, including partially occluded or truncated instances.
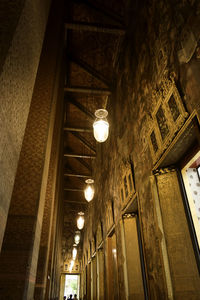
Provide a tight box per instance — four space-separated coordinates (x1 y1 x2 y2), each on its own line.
84 179 94 202
72 246 77 260
77 212 85 230
93 109 109 143
74 231 81 244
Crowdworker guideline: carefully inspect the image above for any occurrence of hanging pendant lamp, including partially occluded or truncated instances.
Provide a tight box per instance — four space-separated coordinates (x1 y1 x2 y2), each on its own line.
93 109 109 143
74 231 81 245
77 212 85 230
84 179 94 202
72 244 77 260
69 259 74 272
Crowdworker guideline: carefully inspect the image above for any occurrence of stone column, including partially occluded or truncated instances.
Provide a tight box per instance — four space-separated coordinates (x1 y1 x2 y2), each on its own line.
0 0 64 299
0 0 51 252
34 68 64 299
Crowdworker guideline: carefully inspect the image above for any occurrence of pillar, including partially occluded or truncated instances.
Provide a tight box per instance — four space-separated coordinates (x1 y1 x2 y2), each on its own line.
34 65 64 299
0 0 64 298
0 0 51 252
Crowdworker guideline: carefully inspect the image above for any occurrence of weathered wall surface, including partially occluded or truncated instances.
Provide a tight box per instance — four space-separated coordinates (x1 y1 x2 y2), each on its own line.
0 0 64 298
83 0 200 298
0 0 51 250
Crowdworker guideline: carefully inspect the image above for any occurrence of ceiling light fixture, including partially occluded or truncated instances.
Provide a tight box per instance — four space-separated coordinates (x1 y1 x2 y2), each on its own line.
74 231 81 245
77 212 85 230
72 244 77 260
84 179 94 202
93 109 109 142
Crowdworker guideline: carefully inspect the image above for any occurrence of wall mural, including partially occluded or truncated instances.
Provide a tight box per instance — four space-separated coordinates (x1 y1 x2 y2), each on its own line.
148 75 189 164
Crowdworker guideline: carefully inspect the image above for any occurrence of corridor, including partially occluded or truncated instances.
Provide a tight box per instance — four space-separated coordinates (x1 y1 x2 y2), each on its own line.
0 0 200 299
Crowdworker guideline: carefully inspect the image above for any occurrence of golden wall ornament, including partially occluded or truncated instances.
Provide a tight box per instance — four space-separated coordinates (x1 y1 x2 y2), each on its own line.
64 259 80 273
148 75 188 164
119 161 135 209
122 213 135 219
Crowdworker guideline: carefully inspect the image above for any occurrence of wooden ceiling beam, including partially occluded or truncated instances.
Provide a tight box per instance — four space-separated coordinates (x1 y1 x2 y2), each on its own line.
68 54 110 87
64 126 92 133
67 98 94 119
65 86 111 95
64 188 83 192
64 173 90 178
71 0 124 25
65 22 125 35
64 147 92 171
64 153 96 159
71 131 96 153
64 199 87 204
76 156 92 171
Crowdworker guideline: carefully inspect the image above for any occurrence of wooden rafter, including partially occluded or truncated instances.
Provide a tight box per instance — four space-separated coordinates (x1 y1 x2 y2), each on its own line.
64 153 96 159
64 188 83 192
71 131 96 153
65 86 111 95
67 98 94 119
64 164 88 184
64 126 92 133
72 0 124 25
64 199 87 204
64 146 92 171
76 156 92 171
64 173 91 178
65 22 125 35
68 54 110 87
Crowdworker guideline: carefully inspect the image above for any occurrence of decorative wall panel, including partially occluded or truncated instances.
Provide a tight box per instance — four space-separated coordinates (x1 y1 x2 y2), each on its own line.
149 76 188 164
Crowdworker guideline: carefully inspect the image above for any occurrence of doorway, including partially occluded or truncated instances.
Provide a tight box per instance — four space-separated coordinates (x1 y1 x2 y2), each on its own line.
64 274 80 299
107 231 119 300
122 214 146 300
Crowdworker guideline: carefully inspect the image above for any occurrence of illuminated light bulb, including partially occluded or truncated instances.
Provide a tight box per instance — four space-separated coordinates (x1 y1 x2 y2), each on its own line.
74 231 81 245
93 109 109 143
84 179 94 202
69 260 74 272
72 245 77 260
77 212 85 230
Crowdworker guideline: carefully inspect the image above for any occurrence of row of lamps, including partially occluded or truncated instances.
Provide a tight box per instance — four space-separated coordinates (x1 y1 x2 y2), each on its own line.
69 109 109 271
69 212 85 272
84 108 109 202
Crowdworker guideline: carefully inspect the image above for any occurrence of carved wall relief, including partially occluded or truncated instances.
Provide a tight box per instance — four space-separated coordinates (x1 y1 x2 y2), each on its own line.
149 76 188 164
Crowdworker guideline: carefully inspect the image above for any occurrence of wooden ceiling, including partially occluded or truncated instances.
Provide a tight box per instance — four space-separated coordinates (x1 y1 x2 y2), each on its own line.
63 0 125 257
